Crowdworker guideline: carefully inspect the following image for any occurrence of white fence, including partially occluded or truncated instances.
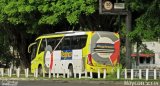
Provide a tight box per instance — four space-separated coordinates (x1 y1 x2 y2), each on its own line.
117 68 160 80
0 68 29 78
0 68 160 80
0 68 106 79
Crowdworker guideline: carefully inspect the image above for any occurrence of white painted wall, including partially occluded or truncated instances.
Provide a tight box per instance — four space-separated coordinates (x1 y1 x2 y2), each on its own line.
143 42 160 65
133 41 160 68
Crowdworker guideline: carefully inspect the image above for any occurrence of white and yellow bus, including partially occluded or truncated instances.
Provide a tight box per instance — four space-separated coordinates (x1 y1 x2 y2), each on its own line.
28 31 120 77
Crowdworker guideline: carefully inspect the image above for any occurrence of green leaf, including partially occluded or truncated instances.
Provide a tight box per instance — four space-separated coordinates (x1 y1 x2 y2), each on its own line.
25 5 36 12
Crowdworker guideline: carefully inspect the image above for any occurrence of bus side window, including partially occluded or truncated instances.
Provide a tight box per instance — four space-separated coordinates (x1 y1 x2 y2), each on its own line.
79 36 87 48
47 38 56 50
71 35 87 49
46 37 63 50
38 39 46 54
71 36 79 49
62 37 71 50
55 38 62 50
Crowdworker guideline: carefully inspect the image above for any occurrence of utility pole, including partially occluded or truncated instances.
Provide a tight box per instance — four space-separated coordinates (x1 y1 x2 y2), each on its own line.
126 11 132 68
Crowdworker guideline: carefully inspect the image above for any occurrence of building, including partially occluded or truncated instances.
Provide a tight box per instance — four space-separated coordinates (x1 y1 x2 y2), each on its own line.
132 41 160 69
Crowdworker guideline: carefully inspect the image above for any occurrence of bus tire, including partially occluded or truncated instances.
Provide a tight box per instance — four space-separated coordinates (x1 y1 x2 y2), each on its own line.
38 65 43 76
68 65 74 78
93 73 98 78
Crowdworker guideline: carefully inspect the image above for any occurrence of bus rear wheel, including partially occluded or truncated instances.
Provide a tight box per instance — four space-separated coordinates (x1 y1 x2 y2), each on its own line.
38 65 43 76
68 65 74 78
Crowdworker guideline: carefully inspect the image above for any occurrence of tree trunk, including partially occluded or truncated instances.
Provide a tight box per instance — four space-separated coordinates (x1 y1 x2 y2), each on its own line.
136 42 140 66
7 27 31 69
17 33 30 68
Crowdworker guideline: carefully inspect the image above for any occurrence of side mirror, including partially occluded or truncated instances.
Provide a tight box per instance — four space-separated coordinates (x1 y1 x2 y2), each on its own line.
28 42 36 53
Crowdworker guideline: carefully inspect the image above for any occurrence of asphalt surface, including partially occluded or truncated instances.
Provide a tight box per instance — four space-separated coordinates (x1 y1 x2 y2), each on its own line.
0 80 124 86
1 79 160 86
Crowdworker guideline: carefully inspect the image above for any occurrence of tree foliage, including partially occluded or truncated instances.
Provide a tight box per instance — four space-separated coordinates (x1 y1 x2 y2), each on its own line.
0 0 96 27
38 0 96 25
0 0 97 68
128 0 160 42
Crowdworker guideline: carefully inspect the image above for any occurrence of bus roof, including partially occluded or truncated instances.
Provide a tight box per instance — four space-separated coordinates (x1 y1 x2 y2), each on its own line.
36 31 87 40
35 31 116 40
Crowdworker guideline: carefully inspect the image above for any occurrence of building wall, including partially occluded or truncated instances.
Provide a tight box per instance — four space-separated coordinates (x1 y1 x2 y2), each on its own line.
143 42 160 65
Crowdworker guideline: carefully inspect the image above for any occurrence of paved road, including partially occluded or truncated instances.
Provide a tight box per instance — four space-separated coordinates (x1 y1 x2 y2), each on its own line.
0 80 124 86
1 80 159 86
